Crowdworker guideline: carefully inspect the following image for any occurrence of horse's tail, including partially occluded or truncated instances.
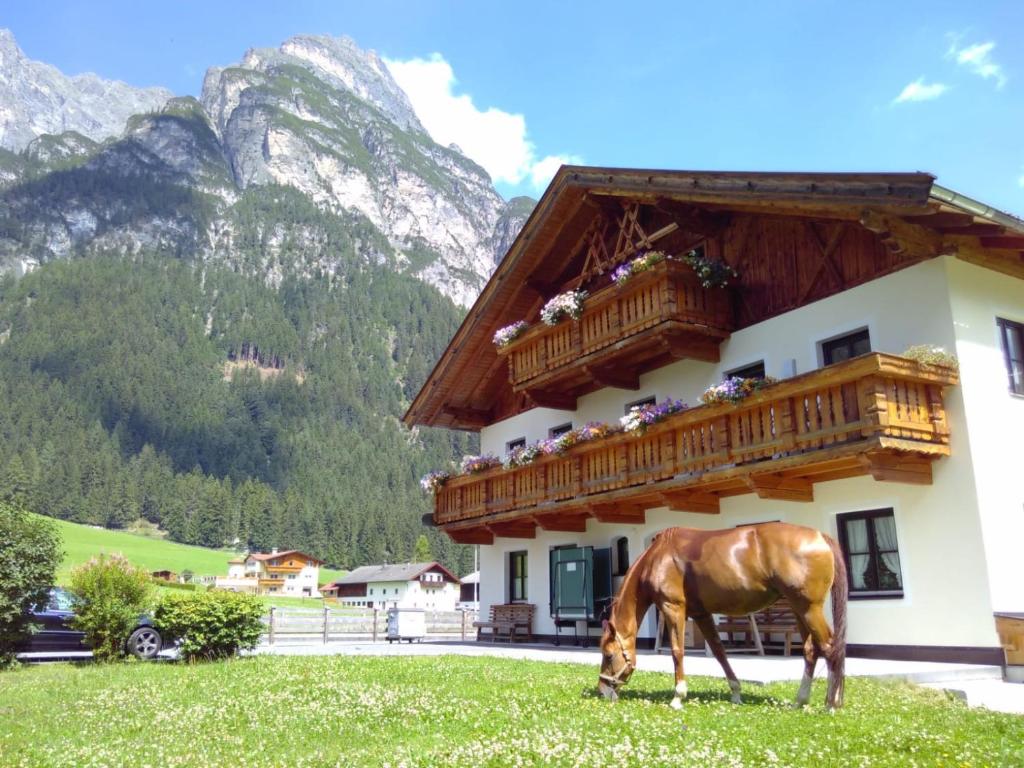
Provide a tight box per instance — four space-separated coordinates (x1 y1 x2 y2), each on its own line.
825 534 848 708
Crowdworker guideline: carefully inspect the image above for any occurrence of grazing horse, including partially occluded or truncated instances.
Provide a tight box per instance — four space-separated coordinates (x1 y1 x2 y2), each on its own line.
598 522 848 710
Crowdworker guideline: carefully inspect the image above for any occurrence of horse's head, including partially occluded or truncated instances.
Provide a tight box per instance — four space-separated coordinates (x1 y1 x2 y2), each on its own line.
597 618 635 701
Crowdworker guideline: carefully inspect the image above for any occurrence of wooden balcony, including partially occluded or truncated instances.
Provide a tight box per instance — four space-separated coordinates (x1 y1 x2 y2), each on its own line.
434 353 958 543
498 260 733 403
265 564 304 574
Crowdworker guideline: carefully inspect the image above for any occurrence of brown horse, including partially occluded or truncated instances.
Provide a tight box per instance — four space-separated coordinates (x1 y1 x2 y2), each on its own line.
598 522 848 709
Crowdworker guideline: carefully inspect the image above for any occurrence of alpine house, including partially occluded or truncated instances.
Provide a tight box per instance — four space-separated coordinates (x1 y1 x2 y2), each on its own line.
405 166 1024 663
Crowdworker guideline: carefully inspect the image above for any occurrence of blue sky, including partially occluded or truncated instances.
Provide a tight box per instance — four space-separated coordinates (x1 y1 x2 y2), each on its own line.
4 1 1022 213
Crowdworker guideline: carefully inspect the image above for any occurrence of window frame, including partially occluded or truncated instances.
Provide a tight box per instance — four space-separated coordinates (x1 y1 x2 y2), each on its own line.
725 360 766 380
548 422 573 438
508 550 528 603
613 536 630 577
820 328 871 366
836 508 905 600
623 396 656 415
506 437 527 453
997 317 1024 396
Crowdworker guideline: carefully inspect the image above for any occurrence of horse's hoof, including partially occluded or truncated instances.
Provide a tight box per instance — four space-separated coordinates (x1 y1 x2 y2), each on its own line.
731 695 742 705
669 697 684 711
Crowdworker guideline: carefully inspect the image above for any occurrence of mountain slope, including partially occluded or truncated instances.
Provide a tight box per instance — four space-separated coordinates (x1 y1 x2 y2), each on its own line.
0 31 537 574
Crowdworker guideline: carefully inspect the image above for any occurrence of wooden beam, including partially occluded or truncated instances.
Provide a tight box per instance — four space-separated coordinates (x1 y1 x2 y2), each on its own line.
936 223 1005 237
661 335 722 363
654 199 732 237
525 277 556 297
531 513 589 533
981 236 1024 250
486 520 537 539
860 452 933 485
448 527 494 545
859 209 942 259
659 490 720 514
525 389 578 411
583 365 640 390
744 474 813 502
904 211 975 229
441 405 492 428
583 502 646 524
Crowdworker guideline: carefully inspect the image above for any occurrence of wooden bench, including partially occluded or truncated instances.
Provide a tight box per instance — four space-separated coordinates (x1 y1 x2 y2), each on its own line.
715 598 801 656
473 603 535 643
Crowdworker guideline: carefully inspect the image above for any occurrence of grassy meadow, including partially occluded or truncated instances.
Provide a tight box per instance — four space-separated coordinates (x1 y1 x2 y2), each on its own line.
1 655 1021 767
48 515 346 584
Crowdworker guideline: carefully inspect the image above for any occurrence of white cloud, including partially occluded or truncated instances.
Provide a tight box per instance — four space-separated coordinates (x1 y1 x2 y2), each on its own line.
384 53 579 190
948 40 1007 88
893 77 949 104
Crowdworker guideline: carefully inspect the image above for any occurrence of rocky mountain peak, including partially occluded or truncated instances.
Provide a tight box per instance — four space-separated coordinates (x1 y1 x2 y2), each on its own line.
0 28 173 152
1 30 535 306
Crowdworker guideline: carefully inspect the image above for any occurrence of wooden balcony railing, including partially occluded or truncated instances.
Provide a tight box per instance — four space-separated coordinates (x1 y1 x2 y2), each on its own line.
498 260 733 397
434 353 958 541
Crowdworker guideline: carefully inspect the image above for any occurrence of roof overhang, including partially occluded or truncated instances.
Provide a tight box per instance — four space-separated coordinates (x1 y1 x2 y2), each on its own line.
404 166 1024 431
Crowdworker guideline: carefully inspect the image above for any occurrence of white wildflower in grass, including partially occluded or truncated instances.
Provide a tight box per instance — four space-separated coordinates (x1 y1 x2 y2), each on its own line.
540 289 587 325
3 652 1021 766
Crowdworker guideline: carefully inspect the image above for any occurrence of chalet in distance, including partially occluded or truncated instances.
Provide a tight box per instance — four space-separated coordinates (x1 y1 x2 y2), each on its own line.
320 562 461 611
405 167 1024 664
216 549 324 597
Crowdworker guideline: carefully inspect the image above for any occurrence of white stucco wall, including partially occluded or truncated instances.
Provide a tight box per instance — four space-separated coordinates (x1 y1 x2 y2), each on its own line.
945 258 1024 613
349 580 460 610
476 257 1006 650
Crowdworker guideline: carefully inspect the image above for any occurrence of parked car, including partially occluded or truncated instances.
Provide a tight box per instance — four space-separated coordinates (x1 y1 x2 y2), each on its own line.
21 587 162 660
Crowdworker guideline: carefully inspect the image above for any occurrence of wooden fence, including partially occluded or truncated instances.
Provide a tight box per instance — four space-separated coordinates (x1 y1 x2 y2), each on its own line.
262 607 479 645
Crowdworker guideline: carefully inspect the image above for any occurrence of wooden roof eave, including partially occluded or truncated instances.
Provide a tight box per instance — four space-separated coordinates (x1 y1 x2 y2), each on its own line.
403 168 960 431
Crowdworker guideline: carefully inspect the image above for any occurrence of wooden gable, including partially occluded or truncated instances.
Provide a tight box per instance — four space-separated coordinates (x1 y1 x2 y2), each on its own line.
404 168 1024 430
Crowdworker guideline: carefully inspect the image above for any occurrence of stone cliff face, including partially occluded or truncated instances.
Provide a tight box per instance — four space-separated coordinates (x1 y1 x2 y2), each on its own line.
0 30 534 305
0 29 172 151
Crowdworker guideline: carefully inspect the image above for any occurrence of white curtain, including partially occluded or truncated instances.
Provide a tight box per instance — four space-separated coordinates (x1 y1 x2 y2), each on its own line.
873 515 902 590
845 518 870 590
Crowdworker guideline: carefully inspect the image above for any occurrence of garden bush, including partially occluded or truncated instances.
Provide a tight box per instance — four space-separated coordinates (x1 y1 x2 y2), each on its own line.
155 589 264 661
69 554 154 661
156 580 198 591
0 503 62 668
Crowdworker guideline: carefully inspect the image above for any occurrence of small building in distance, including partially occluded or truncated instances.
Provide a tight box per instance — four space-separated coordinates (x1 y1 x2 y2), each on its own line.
321 562 460 610
458 570 480 610
215 549 323 597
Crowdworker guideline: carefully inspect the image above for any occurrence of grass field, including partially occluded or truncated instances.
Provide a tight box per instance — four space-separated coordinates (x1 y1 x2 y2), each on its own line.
1 656 1021 767
47 515 345 584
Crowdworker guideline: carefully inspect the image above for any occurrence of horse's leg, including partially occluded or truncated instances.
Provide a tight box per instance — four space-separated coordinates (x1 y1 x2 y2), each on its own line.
794 602 833 707
660 602 689 710
692 614 742 704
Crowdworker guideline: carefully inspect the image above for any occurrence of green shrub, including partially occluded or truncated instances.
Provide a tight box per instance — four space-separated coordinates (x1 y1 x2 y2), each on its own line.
157 580 198 591
155 590 265 661
0 504 62 668
69 554 154 662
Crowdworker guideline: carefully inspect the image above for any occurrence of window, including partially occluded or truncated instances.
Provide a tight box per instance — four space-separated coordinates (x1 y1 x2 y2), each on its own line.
613 536 630 577
998 318 1024 395
506 437 526 453
837 509 904 598
726 360 766 380
509 551 528 602
821 329 871 365
549 423 573 438
624 396 656 415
